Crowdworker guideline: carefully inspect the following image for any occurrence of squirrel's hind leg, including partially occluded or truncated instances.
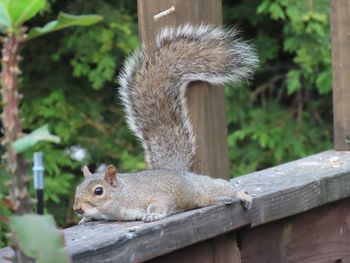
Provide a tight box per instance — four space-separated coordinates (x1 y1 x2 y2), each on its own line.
143 194 176 223
213 191 253 209
235 191 253 209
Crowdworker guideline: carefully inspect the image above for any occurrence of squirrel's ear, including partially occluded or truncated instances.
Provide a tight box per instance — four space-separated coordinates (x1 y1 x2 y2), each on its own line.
104 165 117 187
82 166 92 177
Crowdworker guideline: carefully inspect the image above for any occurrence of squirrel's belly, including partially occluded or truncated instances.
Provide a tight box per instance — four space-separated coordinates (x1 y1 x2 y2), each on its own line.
112 207 145 221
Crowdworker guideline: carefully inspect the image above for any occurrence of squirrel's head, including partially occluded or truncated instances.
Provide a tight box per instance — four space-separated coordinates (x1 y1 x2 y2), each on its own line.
73 165 118 219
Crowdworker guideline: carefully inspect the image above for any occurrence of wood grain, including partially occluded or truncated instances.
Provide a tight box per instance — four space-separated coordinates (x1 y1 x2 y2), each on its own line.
62 150 350 262
65 201 248 263
148 233 240 263
2 151 350 262
137 1 231 262
230 150 350 227
240 198 350 263
137 0 229 179
0 247 13 263
331 0 350 150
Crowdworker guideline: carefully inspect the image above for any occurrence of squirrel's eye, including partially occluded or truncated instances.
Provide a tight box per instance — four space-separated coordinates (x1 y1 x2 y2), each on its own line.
94 187 103 196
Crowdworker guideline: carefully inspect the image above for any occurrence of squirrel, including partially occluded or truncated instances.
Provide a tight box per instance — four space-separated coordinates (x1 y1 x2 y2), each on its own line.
73 24 258 223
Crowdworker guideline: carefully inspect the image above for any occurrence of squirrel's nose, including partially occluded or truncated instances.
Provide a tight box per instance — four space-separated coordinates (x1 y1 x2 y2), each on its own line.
73 205 84 215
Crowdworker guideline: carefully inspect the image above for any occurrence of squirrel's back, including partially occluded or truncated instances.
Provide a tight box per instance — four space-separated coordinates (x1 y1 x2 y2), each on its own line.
118 24 258 171
118 169 239 210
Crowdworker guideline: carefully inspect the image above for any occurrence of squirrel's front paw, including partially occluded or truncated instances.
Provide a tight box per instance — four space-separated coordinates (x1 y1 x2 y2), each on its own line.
78 216 92 225
142 212 165 223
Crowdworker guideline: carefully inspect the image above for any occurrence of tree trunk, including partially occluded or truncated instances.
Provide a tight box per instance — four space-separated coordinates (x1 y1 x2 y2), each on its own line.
1 33 33 263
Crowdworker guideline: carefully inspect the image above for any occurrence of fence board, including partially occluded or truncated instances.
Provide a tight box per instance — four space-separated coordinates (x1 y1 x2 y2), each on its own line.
240 198 350 263
137 0 228 178
137 1 232 262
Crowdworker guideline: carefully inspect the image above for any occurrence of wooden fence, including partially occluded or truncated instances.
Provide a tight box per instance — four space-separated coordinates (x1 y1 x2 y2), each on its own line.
1 0 350 262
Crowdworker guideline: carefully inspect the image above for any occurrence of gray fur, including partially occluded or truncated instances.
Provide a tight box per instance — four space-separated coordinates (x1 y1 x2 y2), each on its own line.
74 168 252 222
118 24 258 170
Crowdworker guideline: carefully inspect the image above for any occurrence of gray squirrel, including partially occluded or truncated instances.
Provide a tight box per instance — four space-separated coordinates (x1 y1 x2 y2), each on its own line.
73 24 258 223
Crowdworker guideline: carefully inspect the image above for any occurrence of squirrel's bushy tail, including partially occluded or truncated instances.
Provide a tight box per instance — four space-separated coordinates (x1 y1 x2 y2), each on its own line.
118 24 258 171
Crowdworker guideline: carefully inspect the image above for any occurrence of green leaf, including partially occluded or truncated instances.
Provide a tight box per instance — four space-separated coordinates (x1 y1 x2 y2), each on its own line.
287 70 301 95
27 12 103 40
12 124 60 153
10 215 70 263
269 3 285 20
316 69 332 94
7 0 45 27
284 37 298 52
257 2 270 14
258 133 269 148
0 0 11 30
310 12 327 23
286 6 299 21
307 21 325 37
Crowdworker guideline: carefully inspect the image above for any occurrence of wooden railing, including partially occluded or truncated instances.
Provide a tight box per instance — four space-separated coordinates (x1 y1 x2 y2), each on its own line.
61 150 350 262
1 150 350 262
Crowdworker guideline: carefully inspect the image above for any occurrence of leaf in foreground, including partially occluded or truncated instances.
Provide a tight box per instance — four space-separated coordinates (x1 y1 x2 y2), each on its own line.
10 214 70 263
27 12 103 40
0 0 11 30
12 124 60 153
7 0 45 27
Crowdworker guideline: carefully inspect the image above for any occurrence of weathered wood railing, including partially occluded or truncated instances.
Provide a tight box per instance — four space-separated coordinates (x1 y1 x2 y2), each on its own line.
63 150 350 262
3 150 349 262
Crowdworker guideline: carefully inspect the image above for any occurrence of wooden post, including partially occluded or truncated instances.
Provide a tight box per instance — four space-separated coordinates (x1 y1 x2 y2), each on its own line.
137 0 233 262
331 0 350 150
137 0 229 179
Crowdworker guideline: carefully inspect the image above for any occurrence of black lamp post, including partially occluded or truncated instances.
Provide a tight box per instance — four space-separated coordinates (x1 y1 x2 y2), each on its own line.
33 152 44 215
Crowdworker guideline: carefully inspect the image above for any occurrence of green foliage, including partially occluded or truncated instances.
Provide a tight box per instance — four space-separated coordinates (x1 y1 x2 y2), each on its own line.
12 124 60 153
53 2 138 89
0 1 11 30
10 215 70 262
14 0 142 228
0 0 102 37
28 12 103 40
0 0 104 250
224 0 332 176
0 175 10 247
0 0 45 29
256 0 331 95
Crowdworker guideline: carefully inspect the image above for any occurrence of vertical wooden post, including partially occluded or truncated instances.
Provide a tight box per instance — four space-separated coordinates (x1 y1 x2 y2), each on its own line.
137 0 234 262
137 0 229 179
331 0 350 150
